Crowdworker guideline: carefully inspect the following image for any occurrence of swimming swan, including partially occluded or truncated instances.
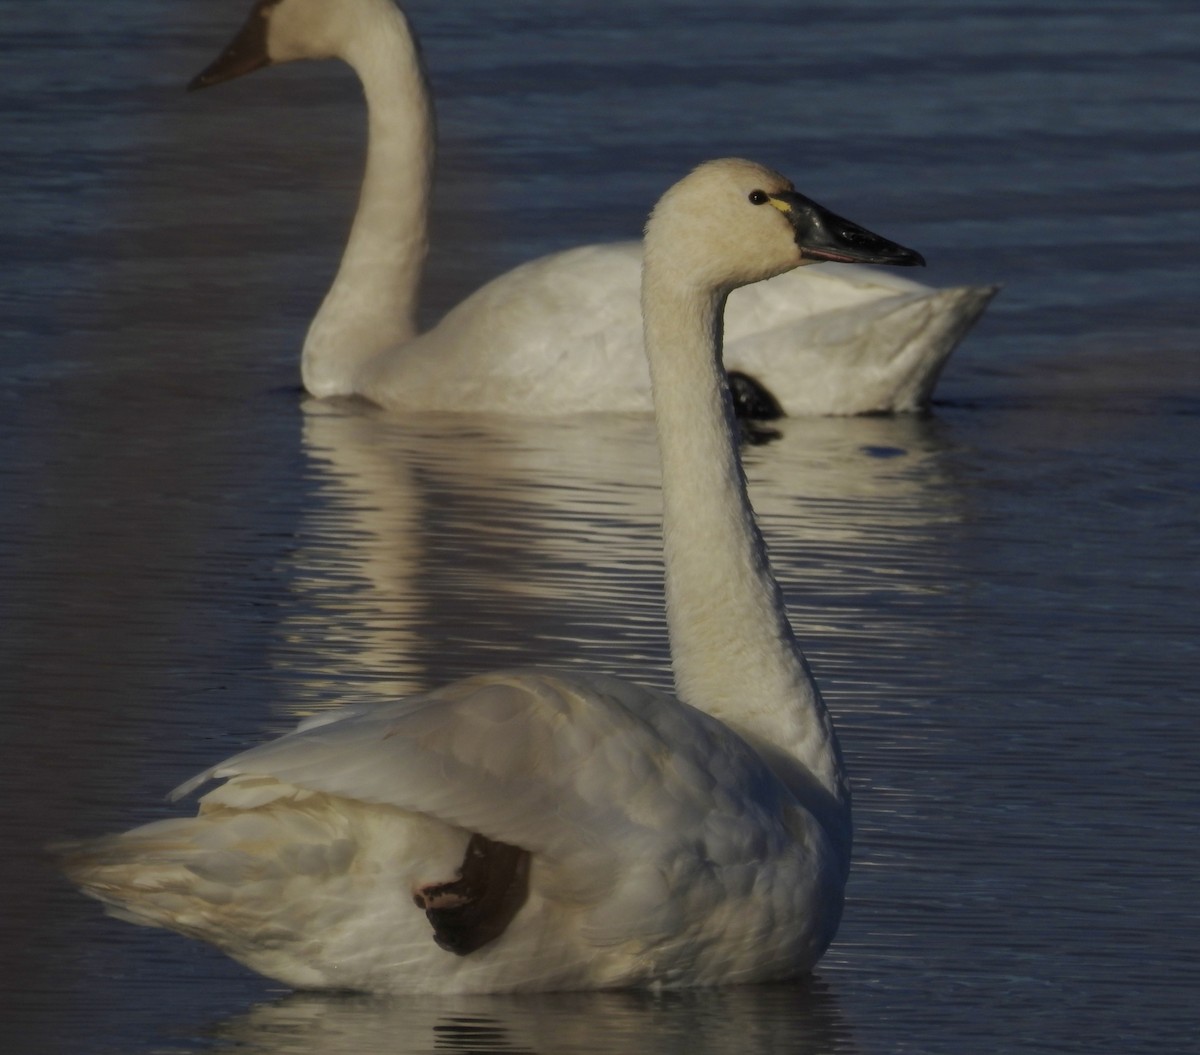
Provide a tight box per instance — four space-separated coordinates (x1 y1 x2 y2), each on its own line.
59 158 925 992
188 0 993 417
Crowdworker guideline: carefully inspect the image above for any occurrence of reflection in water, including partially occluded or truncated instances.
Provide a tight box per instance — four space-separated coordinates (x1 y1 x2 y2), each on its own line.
202 979 856 1055
273 400 961 726
275 401 672 713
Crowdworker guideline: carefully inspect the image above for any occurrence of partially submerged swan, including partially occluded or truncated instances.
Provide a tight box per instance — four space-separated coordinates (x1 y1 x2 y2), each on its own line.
59 158 925 992
189 0 994 417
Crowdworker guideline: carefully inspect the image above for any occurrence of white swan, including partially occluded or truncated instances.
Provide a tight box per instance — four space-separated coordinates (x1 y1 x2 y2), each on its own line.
59 158 924 992
188 0 994 417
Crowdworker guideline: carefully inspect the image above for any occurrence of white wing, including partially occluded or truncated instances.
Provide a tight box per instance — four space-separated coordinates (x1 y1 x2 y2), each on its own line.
172 668 796 879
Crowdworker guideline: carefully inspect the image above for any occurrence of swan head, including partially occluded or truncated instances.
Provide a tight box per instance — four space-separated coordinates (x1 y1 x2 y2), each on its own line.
188 0 385 89
644 159 925 294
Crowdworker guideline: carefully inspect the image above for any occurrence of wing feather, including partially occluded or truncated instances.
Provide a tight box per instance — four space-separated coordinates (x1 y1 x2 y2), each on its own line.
169 670 757 875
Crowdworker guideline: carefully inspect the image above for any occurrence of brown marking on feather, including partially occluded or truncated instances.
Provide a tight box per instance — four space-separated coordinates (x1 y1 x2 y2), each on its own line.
413 833 530 955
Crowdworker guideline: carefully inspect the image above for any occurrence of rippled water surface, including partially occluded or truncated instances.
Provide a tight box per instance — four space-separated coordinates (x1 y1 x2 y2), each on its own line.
3 1 1198 1052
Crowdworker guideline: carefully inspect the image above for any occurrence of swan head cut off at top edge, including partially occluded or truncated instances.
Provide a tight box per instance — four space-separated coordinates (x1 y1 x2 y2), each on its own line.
182 0 992 419
188 0 370 89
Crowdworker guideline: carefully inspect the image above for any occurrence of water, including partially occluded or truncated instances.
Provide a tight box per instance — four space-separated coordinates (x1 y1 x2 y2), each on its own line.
2 0 1198 1051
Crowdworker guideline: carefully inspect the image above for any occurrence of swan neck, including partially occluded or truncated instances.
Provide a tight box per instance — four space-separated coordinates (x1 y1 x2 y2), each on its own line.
302 5 433 397
642 268 849 816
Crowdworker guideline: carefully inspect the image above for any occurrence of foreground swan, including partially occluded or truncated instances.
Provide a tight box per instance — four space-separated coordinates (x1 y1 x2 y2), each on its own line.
188 0 993 416
60 159 924 992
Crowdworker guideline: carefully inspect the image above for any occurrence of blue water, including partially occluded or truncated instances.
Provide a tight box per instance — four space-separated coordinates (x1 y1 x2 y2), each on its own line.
2 1 1198 1052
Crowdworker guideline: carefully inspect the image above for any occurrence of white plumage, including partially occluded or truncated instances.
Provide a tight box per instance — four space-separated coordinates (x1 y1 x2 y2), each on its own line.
188 0 996 417
61 157 926 992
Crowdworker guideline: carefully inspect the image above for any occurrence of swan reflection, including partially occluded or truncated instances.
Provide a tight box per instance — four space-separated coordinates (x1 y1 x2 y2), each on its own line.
273 398 961 725
201 979 858 1055
272 401 673 714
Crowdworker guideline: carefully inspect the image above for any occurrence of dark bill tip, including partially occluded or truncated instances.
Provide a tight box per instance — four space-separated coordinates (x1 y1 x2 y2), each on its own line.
775 191 926 268
804 237 926 269
186 5 273 92
187 51 272 92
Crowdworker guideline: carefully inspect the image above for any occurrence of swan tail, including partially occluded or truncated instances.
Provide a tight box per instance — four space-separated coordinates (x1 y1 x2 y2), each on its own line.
56 795 552 979
874 284 998 411
56 815 278 935
726 282 998 415
53 799 383 948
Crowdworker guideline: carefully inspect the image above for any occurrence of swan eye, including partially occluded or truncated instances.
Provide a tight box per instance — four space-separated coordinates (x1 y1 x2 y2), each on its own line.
748 190 769 205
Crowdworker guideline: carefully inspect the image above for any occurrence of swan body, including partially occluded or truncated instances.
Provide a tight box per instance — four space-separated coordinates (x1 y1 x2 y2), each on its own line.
361 241 988 416
61 158 925 992
190 0 995 417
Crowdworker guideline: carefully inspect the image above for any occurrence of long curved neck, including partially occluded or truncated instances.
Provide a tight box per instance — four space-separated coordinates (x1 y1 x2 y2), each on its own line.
641 267 850 819
302 3 433 397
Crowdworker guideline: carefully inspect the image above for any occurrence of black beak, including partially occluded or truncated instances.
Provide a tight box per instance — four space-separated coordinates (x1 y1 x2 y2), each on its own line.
187 3 273 92
770 190 925 268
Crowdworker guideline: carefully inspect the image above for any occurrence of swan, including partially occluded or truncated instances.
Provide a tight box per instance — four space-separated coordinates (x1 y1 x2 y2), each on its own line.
58 158 925 992
187 0 993 417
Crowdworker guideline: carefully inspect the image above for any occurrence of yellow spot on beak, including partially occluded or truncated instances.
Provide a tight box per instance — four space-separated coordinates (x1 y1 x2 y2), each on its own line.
767 197 793 217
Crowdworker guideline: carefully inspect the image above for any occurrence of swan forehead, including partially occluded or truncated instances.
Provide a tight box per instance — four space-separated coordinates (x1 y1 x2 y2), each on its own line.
693 158 794 197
